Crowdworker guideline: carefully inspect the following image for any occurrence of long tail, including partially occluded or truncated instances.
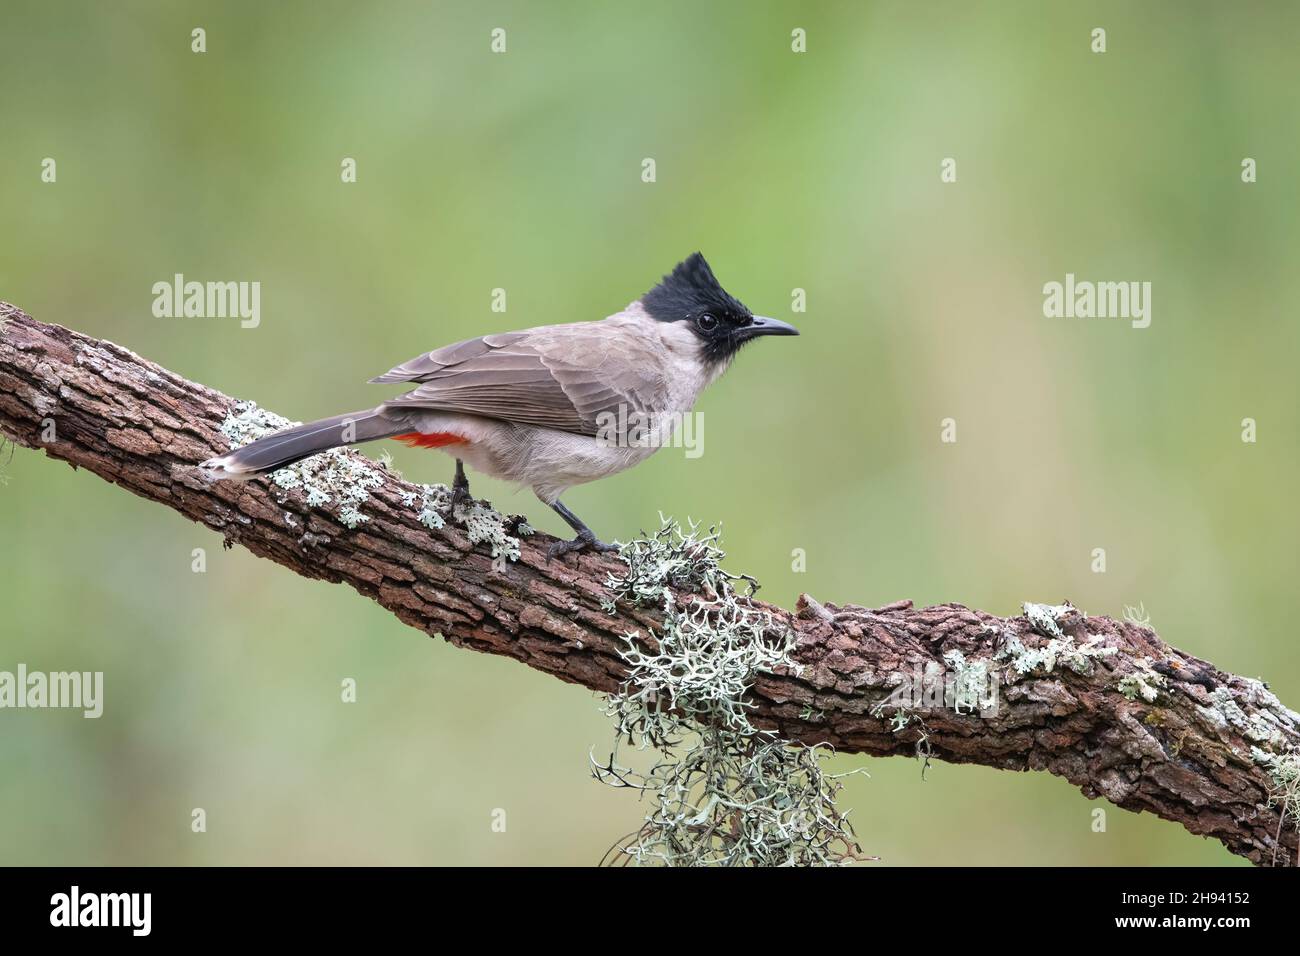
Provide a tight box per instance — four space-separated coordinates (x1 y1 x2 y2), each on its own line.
200 409 403 479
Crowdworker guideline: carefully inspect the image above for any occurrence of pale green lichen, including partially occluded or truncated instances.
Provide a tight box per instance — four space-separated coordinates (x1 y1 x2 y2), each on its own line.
798 704 826 723
613 597 790 732
602 515 753 611
885 708 913 733
1201 686 1288 748
219 401 385 528
1118 658 1167 703
594 516 866 866
408 483 532 559
1251 747 1300 795
463 499 533 559
1251 746 1300 864
870 652 999 726
869 703 934 777
994 629 1115 678
416 490 446 530
1123 602 1152 628
336 504 368 529
374 448 400 478
1022 601 1076 640
1236 678 1300 742
1210 687 1251 732
941 649 997 715
215 401 529 557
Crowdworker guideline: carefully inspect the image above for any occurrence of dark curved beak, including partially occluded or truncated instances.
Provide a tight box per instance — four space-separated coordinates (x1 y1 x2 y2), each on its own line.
746 315 800 338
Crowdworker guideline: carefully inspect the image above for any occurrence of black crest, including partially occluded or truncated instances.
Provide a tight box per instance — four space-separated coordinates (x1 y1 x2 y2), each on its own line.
641 253 751 325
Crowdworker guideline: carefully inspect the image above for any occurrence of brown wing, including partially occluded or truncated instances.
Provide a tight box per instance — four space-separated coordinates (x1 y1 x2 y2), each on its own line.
373 321 668 437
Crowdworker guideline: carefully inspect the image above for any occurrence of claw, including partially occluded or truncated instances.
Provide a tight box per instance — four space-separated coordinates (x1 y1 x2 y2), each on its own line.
446 482 471 519
443 459 472 523
547 530 618 560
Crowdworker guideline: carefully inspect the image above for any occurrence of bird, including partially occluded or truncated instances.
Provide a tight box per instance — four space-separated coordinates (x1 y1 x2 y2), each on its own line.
200 252 799 558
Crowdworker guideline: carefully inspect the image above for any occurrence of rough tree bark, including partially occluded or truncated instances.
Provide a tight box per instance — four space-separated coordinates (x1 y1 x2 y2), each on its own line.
1 302 1296 867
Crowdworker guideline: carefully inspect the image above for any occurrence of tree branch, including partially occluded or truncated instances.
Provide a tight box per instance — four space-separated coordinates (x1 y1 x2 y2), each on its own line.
2 301 1296 866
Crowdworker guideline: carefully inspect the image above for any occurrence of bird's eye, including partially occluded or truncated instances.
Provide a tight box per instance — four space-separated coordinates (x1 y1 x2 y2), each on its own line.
696 313 719 333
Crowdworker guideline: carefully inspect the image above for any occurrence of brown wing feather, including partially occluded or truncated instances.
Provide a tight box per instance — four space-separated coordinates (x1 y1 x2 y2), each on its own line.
374 322 667 437
369 332 530 384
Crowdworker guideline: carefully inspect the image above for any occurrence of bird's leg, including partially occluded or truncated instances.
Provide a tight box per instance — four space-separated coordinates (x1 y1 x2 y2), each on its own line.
446 458 472 518
546 499 619 559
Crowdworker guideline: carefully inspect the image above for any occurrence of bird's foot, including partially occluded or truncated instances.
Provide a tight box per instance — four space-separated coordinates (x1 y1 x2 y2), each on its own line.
443 460 473 523
447 486 473 515
547 529 619 560
443 479 473 523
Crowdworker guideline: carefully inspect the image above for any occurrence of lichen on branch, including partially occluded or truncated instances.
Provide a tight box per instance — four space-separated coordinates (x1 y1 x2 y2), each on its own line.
1 302 1297 866
595 518 868 866
215 400 531 556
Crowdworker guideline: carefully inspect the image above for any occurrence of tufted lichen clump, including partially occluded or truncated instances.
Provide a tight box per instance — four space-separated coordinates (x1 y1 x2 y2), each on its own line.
217 401 530 557
1251 747 1300 864
602 515 744 609
593 517 866 867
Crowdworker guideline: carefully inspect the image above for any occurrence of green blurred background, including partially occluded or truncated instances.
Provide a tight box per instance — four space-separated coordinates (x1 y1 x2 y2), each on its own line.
1 0 1296 865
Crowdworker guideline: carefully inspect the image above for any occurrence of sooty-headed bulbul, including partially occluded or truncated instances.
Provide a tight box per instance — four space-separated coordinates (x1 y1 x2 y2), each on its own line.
200 253 798 557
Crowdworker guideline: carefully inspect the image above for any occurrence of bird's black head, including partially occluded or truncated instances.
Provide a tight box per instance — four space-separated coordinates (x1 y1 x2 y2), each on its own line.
641 252 798 365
